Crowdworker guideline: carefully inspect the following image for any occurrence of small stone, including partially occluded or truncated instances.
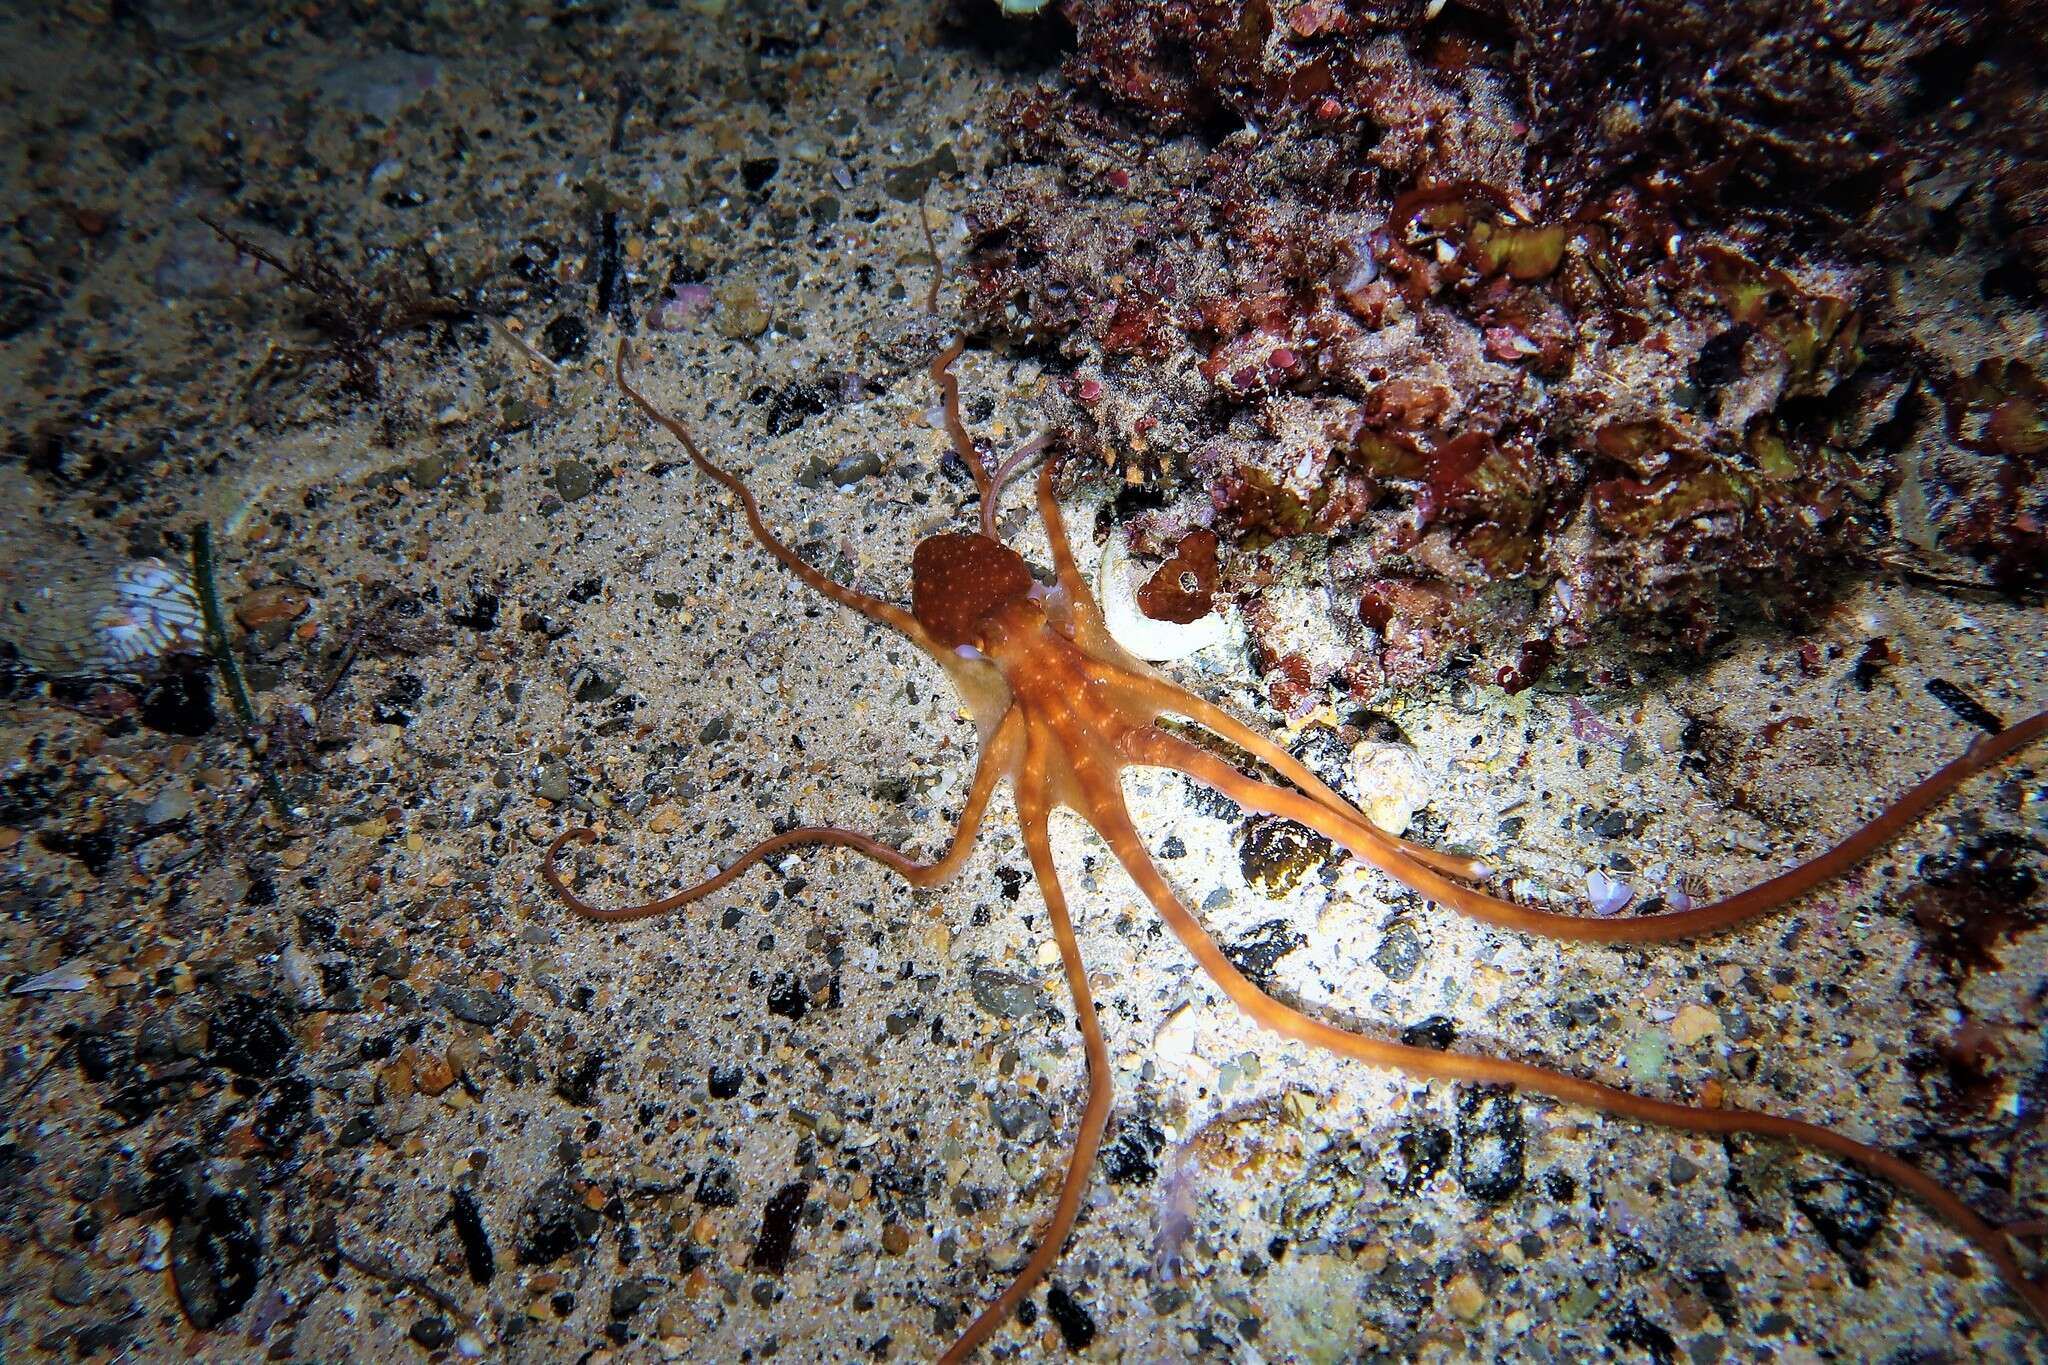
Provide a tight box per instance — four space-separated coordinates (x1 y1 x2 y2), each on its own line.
882 143 959 201
881 1224 912 1255
143 786 195 825
409 452 452 488
989 1094 1050 1143
533 753 574 803
716 284 770 339
1444 1271 1487 1321
435 985 514 1027
1625 1030 1669 1082
1349 740 1428 835
1670 1004 1722 1046
610 1277 658 1318
570 664 621 704
415 1053 457 1096
410 1317 454 1349
50 1257 93 1306
1371 921 1423 982
828 452 882 486
541 314 589 362
969 968 1042 1019
550 461 596 503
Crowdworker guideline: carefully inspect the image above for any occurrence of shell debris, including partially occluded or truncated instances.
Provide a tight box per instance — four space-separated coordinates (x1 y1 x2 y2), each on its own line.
4 552 206 678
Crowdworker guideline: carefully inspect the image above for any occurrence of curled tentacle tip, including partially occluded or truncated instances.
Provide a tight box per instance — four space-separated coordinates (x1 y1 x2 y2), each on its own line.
543 826 600 867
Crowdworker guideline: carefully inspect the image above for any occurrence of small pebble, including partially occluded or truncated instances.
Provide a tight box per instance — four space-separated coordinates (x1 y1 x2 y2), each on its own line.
410 1317 454 1349
1670 1004 1722 1046
142 786 194 825
1444 1271 1487 1321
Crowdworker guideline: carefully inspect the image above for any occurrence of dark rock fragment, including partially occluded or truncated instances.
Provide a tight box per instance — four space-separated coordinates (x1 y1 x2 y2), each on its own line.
1371 921 1423 982
695 1160 739 1209
251 1077 314 1152
610 1276 659 1319
968 968 1040 1019
1101 1116 1164 1184
448 1189 495 1285
1454 1086 1526 1203
556 1051 606 1106
514 1178 600 1266
1045 1281 1096 1350
989 1094 1050 1144
1381 1125 1451 1197
1220 918 1306 990
410 1317 453 1349
541 314 589 362
208 995 294 1078
766 972 808 1021
140 668 215 736
1399 1015 1456 1050
1236 816 1334 896
434 985 514 1027
169 1188 261 1329
749 1180 809 1273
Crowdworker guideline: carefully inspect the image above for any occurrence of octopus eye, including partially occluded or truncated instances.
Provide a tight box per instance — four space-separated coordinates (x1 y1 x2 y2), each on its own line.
911 532 1034 649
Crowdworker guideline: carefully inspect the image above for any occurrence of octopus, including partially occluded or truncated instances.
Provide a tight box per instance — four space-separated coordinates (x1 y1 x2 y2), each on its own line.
544 335 2048 1359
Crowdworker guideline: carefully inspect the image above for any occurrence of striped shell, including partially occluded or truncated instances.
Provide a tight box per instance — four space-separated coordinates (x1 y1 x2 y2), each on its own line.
5 555 206 678
1095 533 1229 662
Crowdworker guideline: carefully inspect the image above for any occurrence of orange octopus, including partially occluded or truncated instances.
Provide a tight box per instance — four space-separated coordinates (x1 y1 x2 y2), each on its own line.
544 335 2048 1359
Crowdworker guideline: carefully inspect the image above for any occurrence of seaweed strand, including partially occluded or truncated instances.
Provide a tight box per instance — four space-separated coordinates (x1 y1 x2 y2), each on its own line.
191 524 296 826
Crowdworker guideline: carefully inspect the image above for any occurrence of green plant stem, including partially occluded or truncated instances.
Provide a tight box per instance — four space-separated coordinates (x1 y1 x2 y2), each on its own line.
191 523 296 826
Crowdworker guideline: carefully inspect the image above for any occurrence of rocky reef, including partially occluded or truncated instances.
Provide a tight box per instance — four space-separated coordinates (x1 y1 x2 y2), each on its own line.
958 0 2048 708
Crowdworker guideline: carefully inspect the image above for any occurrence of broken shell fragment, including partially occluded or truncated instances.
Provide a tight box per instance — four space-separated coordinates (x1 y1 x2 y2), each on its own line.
1097 533 1228 661
1347 740 1430 835
234 584 314 630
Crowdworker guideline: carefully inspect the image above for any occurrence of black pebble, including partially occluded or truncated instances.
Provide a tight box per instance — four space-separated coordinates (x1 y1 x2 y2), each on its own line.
766 972 808 1021
556 1051 607 1106
1399 1015 1456 1050
449 1189 496 1285
542 314 589 362
1381 1124 1450 1195
749 1180 809 1273
168 1189 261 1330
1101 1116 1165 1184
208 995 294 1078
515 1179 600 1266
695 1160 739 1209
1454 1086 1525 1203
1045 1282 1095 1350
410 1317 453 1349
1924 677 2004 735
1220 918 1307 990
140 668 216 736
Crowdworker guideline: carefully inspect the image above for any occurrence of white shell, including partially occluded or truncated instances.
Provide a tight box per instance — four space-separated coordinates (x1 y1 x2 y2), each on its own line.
1095 533 1228 662
1347 740 1430 835
5 554 206 678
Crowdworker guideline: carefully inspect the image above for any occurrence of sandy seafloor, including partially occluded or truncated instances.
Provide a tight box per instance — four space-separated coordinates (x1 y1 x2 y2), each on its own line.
0 3 2044 1363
